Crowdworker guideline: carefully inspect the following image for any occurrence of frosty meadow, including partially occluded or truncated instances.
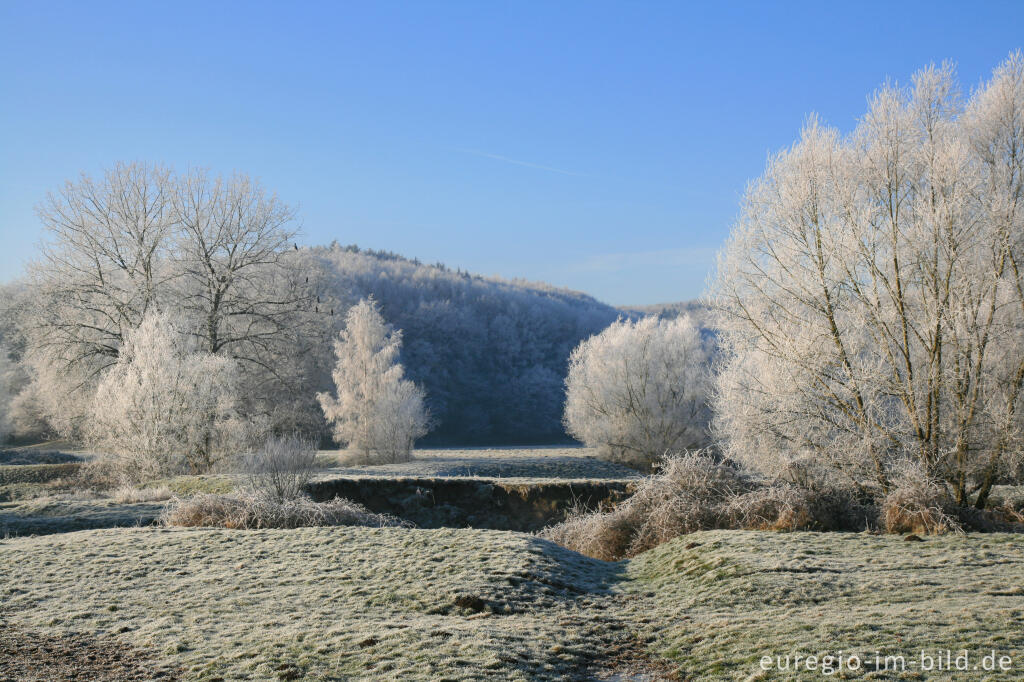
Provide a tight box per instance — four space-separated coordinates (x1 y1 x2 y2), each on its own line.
1 28 1023 682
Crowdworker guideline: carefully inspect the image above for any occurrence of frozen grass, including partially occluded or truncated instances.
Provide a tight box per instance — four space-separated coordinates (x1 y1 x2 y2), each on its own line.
0 493 164 536
318 446 643 481
0 527 634 680
990 485 1024 513
625 530 1024 680
0 449 81 465
162 492 408 529
1 527 1021 679
111 484 174 504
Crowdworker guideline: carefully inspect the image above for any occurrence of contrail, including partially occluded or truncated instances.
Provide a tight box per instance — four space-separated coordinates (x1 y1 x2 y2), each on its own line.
456 148 586 177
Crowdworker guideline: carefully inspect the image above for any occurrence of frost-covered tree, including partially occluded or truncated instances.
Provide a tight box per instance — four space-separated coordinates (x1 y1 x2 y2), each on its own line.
317 299 430 463
563 315 712 467
710 54 1024 506
32 162 176 371
89 312 245 478
22 162 329 438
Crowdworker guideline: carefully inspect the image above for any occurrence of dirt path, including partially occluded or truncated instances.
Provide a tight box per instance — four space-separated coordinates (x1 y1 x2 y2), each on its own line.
0 620 179 682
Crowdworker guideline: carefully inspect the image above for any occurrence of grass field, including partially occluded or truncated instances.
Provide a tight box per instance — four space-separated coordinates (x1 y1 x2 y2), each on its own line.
1 527 1022 680
2 446 1022 680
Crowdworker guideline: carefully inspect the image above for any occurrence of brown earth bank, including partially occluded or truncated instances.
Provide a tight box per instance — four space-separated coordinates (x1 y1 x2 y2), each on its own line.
306 477 636 531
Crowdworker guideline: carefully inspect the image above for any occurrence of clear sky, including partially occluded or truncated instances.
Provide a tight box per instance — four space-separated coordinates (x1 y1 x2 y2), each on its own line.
1 1 1022 305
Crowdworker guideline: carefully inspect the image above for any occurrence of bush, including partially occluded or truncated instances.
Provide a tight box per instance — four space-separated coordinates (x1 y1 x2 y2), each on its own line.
563 316 712 468
88 312 247 480
537 504 636 562
161 491 408 529
243 435 320 502
540 452 872 560
881 461 963 535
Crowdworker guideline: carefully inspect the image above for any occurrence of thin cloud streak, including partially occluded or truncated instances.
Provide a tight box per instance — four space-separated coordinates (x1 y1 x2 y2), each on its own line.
456 148 587 177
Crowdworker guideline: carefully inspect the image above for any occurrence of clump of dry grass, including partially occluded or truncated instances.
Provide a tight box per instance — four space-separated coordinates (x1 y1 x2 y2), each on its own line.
110 485 173 504
161 491 410 529
881 460 962 535
541 453 747 559
726 484 814 531
539 503 637 561
73 457 125 491
541 452 875 560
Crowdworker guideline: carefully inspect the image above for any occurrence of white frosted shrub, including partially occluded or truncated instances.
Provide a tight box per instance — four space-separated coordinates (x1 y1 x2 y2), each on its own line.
11 347 97 442
563 315 711 467
711 53 1024 507
317 299 430 463
0 346 16 443
89 312 245 479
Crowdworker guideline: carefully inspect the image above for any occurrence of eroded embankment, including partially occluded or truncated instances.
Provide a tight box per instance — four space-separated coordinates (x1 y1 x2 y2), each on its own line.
306 477 636 531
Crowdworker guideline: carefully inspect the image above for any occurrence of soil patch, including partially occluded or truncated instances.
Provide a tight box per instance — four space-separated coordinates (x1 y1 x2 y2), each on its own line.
0 620 178 681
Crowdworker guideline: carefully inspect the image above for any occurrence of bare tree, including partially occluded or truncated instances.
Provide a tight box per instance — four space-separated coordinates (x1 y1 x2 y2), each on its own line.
317 299 430 463
21 163 330 438
710 53 1024 506
171 168 331 431
32 162 176 373
563 315 712 467
172 169 309 357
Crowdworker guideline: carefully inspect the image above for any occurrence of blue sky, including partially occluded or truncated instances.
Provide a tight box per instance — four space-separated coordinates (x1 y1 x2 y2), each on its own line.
1 1 1022 305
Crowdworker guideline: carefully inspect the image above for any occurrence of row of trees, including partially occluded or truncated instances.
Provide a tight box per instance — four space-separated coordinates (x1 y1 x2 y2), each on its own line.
311 244 620 442
0 164 621 463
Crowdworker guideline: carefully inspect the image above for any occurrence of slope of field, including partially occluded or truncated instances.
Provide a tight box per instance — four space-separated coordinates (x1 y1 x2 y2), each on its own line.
2 528 1022 680
626 530 1024 680
0 527 640 681
0 495 164 536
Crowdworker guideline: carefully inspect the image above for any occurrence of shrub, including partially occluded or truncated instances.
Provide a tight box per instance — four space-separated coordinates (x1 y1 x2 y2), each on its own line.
88 312 248 480
540 452 872 560
243 434 320 502
161 491 408 529
726 485 814 532
563 315 712 468
881 461 963 535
